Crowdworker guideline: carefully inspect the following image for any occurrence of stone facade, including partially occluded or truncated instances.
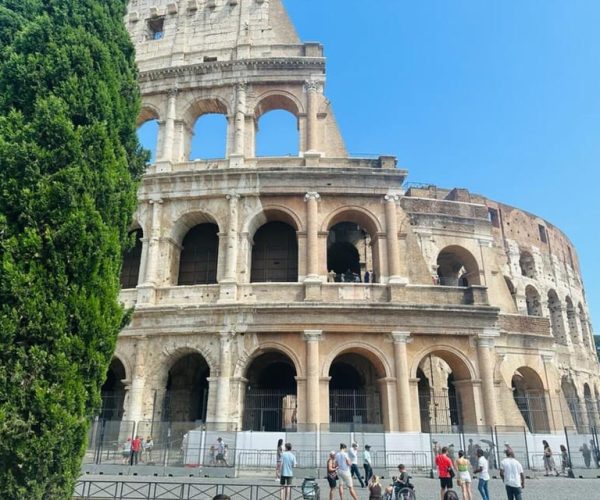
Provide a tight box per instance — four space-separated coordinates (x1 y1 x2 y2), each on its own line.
104 0 600 434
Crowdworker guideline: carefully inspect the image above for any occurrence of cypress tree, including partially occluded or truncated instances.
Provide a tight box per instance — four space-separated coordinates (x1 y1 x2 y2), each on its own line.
0 1 145 497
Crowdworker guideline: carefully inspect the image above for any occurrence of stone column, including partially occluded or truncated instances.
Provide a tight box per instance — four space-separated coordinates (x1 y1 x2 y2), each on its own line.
142 199 163 286
213 330 234 427
230 82 246 166
304 81 320 153
304 330 323 427
391 331 413 431
224 193 240 280
304 192 321 279
125 341 146 424
477 328 500 427
160 88 178 162
384 194 402 282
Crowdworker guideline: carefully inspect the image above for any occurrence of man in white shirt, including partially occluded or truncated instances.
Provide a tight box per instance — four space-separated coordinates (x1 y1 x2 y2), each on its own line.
363 444 373 484
500 449 524 500
474 448 490 500
335 443 359 500
348 443 365 487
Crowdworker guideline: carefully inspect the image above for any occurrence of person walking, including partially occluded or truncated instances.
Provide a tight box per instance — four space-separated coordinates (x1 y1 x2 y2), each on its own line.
327 450 340 500
279 442 297 500
559 444 570 475
455 450 473 500
473 448 489 500
348 443 365 487
363 444 373 484
130 435 142 465
276 438 284 481
435 446 455 500
500 449 524 500
542 440 559 476
336 443 359 500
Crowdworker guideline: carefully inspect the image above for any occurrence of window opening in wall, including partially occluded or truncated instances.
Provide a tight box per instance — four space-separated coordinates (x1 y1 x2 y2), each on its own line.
567 246 574 268
203 56 218 62
488 208 500 228
538 224 548 243
251 221 298 283
162 354 209 422
137 119 159 164
519 251 536 279
511 368 549 433
327 222 372 282
147 17 165 40
435 246 480 287
525 285 541 316
256 110 299 157
190 113 228 160
178 224 219 285
120 229 143 288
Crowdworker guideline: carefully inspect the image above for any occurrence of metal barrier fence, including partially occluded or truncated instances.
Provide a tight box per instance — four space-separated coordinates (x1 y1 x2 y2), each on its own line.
74 480 320 500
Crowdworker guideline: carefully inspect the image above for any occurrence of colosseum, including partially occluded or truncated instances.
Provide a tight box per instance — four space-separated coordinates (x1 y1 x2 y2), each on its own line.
96 0 600 466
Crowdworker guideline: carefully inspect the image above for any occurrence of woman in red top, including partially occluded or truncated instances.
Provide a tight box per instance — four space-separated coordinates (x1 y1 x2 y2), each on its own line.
435 447 454 500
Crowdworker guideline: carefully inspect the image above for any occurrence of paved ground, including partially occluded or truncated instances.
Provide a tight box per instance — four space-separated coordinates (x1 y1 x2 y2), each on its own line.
77 472 600 499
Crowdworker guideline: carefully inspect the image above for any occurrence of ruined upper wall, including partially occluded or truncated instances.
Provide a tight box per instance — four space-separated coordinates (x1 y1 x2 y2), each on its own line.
127 0 312 71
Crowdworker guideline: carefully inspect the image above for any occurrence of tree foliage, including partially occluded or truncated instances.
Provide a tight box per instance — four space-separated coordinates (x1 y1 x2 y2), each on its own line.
0 1 145 497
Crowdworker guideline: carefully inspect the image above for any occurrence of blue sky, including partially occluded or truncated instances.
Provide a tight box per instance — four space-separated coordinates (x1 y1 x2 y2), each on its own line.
138 0 600 332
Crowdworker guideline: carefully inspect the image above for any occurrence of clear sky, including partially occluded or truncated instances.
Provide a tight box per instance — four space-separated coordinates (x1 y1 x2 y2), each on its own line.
138 0 600 332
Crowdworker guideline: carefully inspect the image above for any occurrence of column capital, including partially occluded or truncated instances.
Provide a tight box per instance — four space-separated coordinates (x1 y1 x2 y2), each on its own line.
226 192 241 201
148 198 163 205
303 329 323 341
304 80 323 93
541 351 555 362
235 80 247 92
167 87 179 98
391 331 412 344
304 191 321 202
384 193 401 203
478 327 500 347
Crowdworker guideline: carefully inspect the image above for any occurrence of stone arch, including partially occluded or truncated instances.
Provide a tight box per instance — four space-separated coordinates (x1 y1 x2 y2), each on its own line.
182 96 230 126
511 366 550 432
525 285 542 316
120 227 144 289
137 104 161 126
321 342 391 380
244 205 303 238
100 357 128 422
504 276 517 307
242 347 300 431
562 376 583 431
436 245 481 286
325 344 390 429
411 346 478 430
519 250 536 278
254 90 304 120
564 296 579 344
170 210 222 246
547 289 567 343
578 302 592 349
151 344 217 391
321 206 383 236
237 342 305 380
583 383 597 428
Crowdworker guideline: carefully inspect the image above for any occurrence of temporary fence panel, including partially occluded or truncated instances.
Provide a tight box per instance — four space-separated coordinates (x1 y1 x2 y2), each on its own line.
461 426 496 471
563 426 598 470
85 420 136 465
495 425 528 469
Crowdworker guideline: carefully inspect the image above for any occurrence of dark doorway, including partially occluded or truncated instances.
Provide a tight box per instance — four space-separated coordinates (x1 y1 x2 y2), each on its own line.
327 242 360 275
417 367 431 433
243 352 297 431
163 353 209 422
327 222 370 281
178 224 219 285
100 358 126 421
251 222 298 282
120 229 143 288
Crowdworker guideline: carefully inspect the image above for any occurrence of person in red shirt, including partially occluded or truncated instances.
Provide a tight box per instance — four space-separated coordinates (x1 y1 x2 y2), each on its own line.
130 435 142 465
435 446 454 500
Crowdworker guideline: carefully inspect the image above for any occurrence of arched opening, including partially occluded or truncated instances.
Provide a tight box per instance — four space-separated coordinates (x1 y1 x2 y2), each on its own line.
137 115 159 164
329 353 383 430
417 354 469 433
189 113 228 160
511 367 550 433
256 110 299 157
578 303 592 350
584 384 597 428
565 297 579 344
561 377 583 431
243 352 297 431
177 223 219 285
525 285 542 316
100 358 126 421
504 277 517 307
327 222 373 282
251 221 298 282
163 353 210 422
548 290 567 344
519 251 536 278
120 228 143 289
436 246 480 287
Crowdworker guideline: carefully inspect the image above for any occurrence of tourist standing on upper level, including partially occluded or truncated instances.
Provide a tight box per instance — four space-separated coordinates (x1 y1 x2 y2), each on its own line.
500 449 524 500
279 442 297 500
348 443 365 487
336 443 359 500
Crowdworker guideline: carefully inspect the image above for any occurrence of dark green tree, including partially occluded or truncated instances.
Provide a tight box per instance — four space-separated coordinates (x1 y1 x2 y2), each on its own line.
0 1 145 497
